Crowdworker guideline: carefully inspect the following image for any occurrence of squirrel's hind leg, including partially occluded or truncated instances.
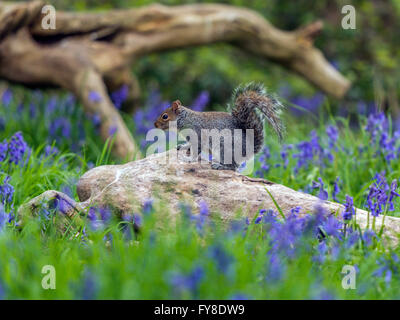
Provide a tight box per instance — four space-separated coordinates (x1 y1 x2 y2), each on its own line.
211 162 238 171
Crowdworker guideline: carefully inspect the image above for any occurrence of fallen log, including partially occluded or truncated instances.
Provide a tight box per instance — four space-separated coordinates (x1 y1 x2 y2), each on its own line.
0 1 351 159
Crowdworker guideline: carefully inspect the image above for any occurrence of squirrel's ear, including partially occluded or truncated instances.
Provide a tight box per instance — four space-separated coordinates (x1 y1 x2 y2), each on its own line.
171 100 181 113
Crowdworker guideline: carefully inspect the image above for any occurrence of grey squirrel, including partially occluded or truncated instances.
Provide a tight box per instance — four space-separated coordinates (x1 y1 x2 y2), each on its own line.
154 82 285 171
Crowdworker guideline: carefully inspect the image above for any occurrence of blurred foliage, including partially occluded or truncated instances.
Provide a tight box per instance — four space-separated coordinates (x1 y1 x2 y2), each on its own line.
38 0 400 117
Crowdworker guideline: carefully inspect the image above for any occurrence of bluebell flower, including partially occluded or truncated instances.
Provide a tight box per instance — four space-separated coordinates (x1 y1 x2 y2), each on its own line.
229 293 252 300
280 144 292 169
49 118 71 140
208 244 233 273
373 257 397 285
191 91 209 112
290 93 324 115
313 241 328 263
1 89 12 106
0 204 8 231
169 265 204 297
362 229 377 247
311 178 328 200
98 207 111 222
81 270 97 300
289 206 301 217
345 230 360 248
29 103 37 118
46 96 57 114
190 200 210 233
44 145 59 157
332 177 341 202
0 140 7 162
108 125 117 136
365 112 387 143
0 176 14 205
326 125 339 149
342 195 355 221
366 173 392 217
111 85 129 109
87 207 105 231
8 132 29 165
388 179 400 211
321 215 342 239
133 213 142 228
254 209 265 224
91 113 101 128
266 253 285 282
317 178 328 200
142 199 154 215
88 91 102 103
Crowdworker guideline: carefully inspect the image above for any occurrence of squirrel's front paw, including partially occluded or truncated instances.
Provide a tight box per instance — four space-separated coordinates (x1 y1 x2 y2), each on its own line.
177 143 190 151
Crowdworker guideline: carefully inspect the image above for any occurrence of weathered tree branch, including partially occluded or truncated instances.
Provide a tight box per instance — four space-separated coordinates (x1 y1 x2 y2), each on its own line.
1 1 351 159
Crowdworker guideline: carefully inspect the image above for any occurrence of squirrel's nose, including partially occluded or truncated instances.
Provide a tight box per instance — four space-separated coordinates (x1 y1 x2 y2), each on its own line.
154 121 158 128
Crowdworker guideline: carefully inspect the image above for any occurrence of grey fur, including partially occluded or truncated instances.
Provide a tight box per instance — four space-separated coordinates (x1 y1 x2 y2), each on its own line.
176 82 284 171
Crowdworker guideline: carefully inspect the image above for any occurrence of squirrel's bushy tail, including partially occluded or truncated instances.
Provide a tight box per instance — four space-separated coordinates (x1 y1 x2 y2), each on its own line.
228 82 285 154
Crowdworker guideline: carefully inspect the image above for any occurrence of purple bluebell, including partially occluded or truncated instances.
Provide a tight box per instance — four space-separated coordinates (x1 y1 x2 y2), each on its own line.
255 208 266 224
326 125 339 149
8 132 29 165
44 145 59 157
362 229 377 247
230 293 252 300
290 93 324 115
311 178 328 200
208 245 233 273
342 195 355 221
29 103 37 118
0 176 14 206
108 125 117 136
91 113 101 128
388 179 400 211
111 85 129 109
49 118 71 140
142 199 154 215
191 91 209 112
169 265 204 296
133 213 142 228
372 257 396 285
366 173 392 217
256 146 271 177
98 207 111 222
321 215 342 239
266 253 285 282
81 271 97 300
289 206 301 217
46 96 57 114
280 144 292 169
88 91 102 103
191 200 210 233
0 204 8 231
1 89 12 106
332 177 340 202
313 241 328 264
0 140 7 162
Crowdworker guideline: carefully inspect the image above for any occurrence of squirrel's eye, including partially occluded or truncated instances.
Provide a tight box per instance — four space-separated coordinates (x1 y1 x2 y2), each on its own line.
162 113 168 120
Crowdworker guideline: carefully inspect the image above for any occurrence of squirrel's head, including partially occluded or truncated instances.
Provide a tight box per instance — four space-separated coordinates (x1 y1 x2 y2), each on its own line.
154 100 182 130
